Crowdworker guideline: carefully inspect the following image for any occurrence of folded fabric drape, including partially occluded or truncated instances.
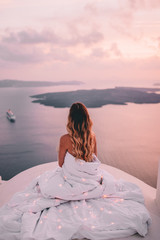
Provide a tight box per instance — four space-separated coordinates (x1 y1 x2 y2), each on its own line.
0 152 151 240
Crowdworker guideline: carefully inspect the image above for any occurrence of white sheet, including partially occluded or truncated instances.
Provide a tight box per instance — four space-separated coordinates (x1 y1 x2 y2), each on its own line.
0 152 151 240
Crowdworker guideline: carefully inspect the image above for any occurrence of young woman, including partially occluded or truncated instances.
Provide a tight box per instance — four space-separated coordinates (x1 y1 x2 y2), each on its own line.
58 102 97 167
0 102 151 240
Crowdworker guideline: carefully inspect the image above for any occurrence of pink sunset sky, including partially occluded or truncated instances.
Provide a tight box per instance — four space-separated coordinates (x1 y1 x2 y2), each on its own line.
0 0 160 87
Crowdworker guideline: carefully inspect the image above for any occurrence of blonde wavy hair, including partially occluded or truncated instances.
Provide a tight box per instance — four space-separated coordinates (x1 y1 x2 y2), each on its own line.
67 102 95 162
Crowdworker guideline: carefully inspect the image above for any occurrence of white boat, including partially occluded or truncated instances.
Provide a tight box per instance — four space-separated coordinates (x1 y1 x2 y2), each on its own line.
6 109 16 122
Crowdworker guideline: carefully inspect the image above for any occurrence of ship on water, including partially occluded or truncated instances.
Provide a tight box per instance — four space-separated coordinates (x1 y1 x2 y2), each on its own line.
6 109 16 122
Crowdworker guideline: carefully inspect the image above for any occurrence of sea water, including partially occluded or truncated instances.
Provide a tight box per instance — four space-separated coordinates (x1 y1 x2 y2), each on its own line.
0 85 160 188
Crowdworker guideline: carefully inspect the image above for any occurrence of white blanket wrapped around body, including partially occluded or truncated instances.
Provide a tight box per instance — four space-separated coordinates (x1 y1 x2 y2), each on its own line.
0 152 151 240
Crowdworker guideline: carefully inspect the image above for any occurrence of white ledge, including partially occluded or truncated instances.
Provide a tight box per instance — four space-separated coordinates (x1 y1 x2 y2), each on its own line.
0 162 160 240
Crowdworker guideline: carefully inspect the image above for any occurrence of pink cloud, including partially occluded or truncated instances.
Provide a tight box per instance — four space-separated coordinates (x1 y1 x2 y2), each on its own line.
0 26 104 64
2 28 104 47
2 29 59 44
110 43 122 57
0 42 75 64
90 43 122 59
83 2 137 41
157 37 160 49
109 24 135 40
49 47 73 62
84 3 98 15
126 0 160 10
0 43 43 63
0 0 159 85
91 48 110 58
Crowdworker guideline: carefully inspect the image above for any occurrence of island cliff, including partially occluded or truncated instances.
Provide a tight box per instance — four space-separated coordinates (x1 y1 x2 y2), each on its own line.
31 87 160 108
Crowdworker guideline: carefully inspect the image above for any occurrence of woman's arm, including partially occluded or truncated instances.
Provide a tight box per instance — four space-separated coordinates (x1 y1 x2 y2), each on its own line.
94 135 97 156
58 135 68 167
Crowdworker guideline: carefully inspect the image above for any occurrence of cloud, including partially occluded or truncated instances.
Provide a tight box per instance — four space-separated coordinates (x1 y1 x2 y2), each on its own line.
0 42 74 64
2 29 59 45
75 30 104 46
110 43 122 57
84 3 98 15
125 0 160 10
0 43 43 63
49 47 73 62
2 28 104 47
157 37 160 49
0 1 159 70
91 48 110 58
109 23 140 41
90 42 122 59
0 27 104 64
83 1 137 41
84 1 134 26
83 1 160 43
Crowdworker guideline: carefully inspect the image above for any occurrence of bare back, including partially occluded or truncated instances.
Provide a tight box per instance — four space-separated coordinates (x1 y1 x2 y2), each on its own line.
58 133 97 167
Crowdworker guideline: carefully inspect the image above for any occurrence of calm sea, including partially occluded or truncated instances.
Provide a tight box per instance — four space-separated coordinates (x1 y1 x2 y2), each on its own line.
0 85 160 188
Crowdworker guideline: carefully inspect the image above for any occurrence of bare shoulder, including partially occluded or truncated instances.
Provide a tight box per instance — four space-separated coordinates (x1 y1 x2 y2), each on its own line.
60 134 71 145
92 132 97 156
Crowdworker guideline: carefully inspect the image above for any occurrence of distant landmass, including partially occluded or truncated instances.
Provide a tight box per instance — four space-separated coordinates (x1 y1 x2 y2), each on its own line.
0 79 83 88
154 83 160 86
31 87 160 108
